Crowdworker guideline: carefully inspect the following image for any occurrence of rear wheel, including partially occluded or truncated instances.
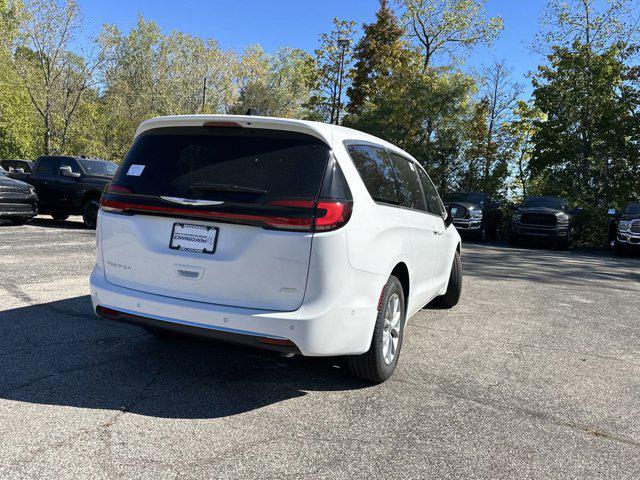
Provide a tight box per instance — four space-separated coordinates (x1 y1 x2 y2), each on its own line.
347 275 405 384
434 251 462 309
82 198 100 229
51 213 69 222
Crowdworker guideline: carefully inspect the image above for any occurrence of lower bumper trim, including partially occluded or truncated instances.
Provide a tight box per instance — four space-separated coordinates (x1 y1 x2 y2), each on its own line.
95 305 301 354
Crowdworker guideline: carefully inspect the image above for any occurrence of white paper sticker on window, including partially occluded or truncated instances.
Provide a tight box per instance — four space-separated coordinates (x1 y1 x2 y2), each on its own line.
127 164 145 176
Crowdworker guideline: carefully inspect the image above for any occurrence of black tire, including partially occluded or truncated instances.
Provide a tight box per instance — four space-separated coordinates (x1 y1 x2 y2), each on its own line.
347 275 405 384
614 242 626 257
51 213 69 222
82 198 100 229
434 251 462 309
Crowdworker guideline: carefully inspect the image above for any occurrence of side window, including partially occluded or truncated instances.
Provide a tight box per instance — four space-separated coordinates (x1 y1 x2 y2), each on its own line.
417 167 445 217
388 153 427 211
59 158 81 174
35 157 59 175
347 144 399 205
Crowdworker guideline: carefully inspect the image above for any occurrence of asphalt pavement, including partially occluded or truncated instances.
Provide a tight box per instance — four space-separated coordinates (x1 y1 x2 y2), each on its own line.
0 216 639 479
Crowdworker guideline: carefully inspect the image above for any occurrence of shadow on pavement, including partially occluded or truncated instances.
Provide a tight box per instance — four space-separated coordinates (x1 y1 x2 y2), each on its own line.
0 296 367 419
462 241 640 290
29 217 88 230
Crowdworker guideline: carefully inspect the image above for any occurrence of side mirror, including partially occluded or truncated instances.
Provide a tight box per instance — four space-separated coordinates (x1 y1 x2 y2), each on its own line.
607 208 616 216
59 166 80 178
443 207 453 228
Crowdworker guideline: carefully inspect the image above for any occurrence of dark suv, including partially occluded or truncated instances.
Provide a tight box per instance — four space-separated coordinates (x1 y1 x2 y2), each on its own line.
509 196 579 249
443 191 502 241
0 166 38 224
608 202 640 255
28 156 117 228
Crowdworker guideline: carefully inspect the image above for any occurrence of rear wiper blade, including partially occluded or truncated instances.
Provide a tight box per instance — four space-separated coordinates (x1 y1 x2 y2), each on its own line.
188 183 267 195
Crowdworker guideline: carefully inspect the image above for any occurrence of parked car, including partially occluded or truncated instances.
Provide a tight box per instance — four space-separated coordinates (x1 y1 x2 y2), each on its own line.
91 115 462 383
28 155 117 228
608 202 640 255
443 191 502 241
0 159 34 182
509 196 579 249
0 165 38 225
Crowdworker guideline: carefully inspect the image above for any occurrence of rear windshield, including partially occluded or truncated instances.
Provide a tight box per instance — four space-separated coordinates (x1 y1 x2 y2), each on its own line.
79 159 118 177
114 127 331 203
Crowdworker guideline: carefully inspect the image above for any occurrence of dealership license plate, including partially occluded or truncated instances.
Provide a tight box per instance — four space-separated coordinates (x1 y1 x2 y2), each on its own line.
169 223 218 254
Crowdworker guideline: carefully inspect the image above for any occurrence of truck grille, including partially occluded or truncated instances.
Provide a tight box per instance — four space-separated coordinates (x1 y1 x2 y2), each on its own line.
630 221 640 234
521 213 557 226
0 186 30 195
0 203 34 213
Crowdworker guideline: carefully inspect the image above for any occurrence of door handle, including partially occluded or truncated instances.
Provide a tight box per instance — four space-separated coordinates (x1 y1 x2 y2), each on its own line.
433 230 444 236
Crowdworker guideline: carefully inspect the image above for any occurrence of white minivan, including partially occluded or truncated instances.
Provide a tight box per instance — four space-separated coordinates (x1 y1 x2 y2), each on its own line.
90 115 462 383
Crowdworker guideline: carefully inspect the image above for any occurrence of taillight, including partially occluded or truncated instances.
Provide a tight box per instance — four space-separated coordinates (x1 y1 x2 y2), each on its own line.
104 183 133 194
315 200 352 232
99 195 351 232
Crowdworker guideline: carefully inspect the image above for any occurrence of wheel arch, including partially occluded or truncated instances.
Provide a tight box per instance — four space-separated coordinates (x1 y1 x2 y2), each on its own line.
390 262 410 312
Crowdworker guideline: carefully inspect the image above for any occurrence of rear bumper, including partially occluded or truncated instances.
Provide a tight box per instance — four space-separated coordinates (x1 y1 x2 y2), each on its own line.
90 264 383 357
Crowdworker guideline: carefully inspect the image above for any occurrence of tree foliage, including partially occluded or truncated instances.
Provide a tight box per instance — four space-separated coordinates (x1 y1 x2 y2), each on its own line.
346 0 407 115
400 0 503 68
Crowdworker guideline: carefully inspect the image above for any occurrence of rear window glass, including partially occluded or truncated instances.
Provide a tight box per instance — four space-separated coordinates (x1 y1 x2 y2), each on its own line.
79 159 117 177
347 144 399 205
114 127 331 203
388 153 426 211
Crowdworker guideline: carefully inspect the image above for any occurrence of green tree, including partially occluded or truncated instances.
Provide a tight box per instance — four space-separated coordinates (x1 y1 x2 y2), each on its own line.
346 0 407 115
100 16 237 160
400 0 503 68
0 0 39 159
11 0 107 155
503 101 544 198
233 46 317 118
531 43 640 208
346 61 476 192
310 18 356 123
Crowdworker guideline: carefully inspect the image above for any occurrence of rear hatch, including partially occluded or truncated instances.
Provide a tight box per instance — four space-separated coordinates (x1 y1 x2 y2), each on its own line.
99 124 350 311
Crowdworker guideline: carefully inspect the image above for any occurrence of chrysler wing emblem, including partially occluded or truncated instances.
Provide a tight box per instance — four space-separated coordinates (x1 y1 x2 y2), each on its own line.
160 197 225 207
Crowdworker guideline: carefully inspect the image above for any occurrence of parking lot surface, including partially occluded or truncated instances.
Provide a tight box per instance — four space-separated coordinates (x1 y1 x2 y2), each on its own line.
1 217 639 479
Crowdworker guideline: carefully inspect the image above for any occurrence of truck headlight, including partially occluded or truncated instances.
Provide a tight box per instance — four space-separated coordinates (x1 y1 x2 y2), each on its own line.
557 214 570 225
618 220 632 232
470 209 483 220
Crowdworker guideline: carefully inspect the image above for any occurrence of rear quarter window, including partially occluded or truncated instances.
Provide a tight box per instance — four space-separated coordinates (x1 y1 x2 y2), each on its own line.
346 144 399 205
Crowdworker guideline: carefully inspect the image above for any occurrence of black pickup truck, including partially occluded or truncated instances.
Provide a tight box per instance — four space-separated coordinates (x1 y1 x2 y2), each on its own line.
509 196 580 249
443 191 502 241
27 155 117 228
608 202 640 255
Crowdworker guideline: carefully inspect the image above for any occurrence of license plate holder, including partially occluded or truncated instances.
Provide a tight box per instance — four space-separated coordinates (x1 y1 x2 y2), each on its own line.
169 223 218 254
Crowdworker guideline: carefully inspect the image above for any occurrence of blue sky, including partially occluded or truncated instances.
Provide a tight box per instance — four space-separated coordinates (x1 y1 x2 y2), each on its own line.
78 0 549 96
